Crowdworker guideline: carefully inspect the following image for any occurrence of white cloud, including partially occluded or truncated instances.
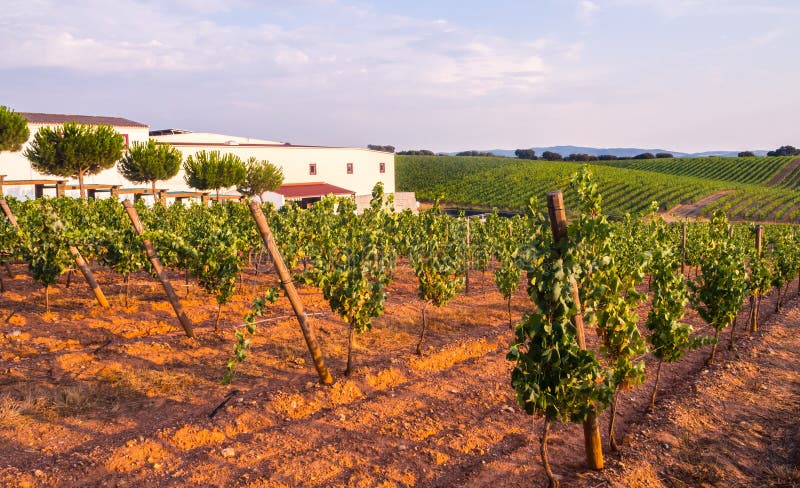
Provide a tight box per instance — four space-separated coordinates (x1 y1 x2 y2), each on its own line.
749 29 784 47
577 0 600 22
0 0 566 98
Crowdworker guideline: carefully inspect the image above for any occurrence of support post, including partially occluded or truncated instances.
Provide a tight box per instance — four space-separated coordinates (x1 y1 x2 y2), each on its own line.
158 190 167 206
122 200 195 338
34 184 44 199
750 224 763 333
0 198 18 228
56 181 67 198
0 175 5 196
681 220 687 276
53 216 110 309
464 217 470 295
546 190 603 470
201 193 210 206
248 201 333 385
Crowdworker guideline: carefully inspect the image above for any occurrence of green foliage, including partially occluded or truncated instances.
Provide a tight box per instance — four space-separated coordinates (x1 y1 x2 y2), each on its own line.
184 150 247 197
24 122 124 180
119 140 182 194
569 169 648 391
17 200 74 290
0 106 30 152
398 154 800 223
689 211 749 353
184 204 251 308
508 201 611 422
309 184 398 335
645 216 710 364
409 203 464 308
237 157 284 198
222 287 280 384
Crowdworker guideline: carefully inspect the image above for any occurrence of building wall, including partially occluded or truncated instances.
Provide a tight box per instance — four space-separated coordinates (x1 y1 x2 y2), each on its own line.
155 142 395 196
0 123 150 198
0 123 395 200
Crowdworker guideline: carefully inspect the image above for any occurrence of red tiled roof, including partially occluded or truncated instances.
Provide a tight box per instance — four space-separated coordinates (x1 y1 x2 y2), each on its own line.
19 112 148 128
276 182 355 199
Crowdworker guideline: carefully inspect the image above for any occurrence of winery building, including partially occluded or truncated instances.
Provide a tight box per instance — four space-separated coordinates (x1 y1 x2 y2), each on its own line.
0 112 406 210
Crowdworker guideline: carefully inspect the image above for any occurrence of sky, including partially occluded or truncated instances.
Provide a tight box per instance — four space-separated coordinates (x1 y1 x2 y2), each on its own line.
1 0 798 153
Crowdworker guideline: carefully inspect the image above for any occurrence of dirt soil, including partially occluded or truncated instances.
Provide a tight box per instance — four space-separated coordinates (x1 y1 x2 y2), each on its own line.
663 190 735 222
0 260 798 487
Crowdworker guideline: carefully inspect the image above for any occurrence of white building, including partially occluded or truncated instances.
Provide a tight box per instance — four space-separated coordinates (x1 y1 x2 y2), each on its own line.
149 130 395 206
0 113 150 198
0 113 408 209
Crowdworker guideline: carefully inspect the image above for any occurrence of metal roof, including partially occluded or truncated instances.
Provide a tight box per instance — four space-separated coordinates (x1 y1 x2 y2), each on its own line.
275 182 355 199
19 112 148 128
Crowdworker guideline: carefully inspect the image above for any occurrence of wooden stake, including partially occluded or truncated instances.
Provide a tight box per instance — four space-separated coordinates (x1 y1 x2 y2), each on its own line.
546 190 603 470
681 220 687 276
123 200 195 338
464 217 470 295
750 225 762 334
248 201 333 385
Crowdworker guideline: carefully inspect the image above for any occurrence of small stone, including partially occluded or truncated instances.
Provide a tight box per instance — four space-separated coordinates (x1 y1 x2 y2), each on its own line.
33 470 45 478
398 445 408 451
221 447 236 458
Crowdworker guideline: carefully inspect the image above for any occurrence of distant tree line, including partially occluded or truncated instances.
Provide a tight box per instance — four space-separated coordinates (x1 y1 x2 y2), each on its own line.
455 150 495 157
513 149 674 161
397 149 435 156
367 144 395 153
767 145 800 157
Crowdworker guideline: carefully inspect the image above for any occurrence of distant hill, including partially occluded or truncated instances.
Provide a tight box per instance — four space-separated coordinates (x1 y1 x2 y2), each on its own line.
448 146 769 158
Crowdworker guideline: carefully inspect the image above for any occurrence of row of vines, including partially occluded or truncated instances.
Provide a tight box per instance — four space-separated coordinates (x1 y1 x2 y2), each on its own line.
1 171 799 485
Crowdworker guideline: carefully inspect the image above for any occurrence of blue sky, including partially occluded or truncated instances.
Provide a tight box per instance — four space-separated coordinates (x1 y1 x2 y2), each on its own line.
1 0 798 152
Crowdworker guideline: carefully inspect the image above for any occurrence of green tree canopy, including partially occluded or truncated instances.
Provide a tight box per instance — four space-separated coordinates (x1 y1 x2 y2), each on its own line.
23 122 124 200
0 106 30 153
183 150 246 200
236 157 284 200
118 140 182 199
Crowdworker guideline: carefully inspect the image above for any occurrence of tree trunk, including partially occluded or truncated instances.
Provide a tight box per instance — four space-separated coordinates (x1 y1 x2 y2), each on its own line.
748 296 756 334
152 180 158 202
729 313 738 350
609 390 619 451
5 262 12 277
649 360 663 412
216 188 221 202
345 320 355 376
184 269 190 297
65 269 73 288
0 276 4 293
416 303 429 356
124 275 130 307
708 329 720 365
214 303 222 332
507 296 512 329
45 284 50 313
541 419 559 488
78 169 86 201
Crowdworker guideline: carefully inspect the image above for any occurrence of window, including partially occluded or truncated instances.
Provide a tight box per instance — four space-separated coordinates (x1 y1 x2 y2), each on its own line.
309 163 317 175
379 162 386 174
121 134 129 149
346 162 353 174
